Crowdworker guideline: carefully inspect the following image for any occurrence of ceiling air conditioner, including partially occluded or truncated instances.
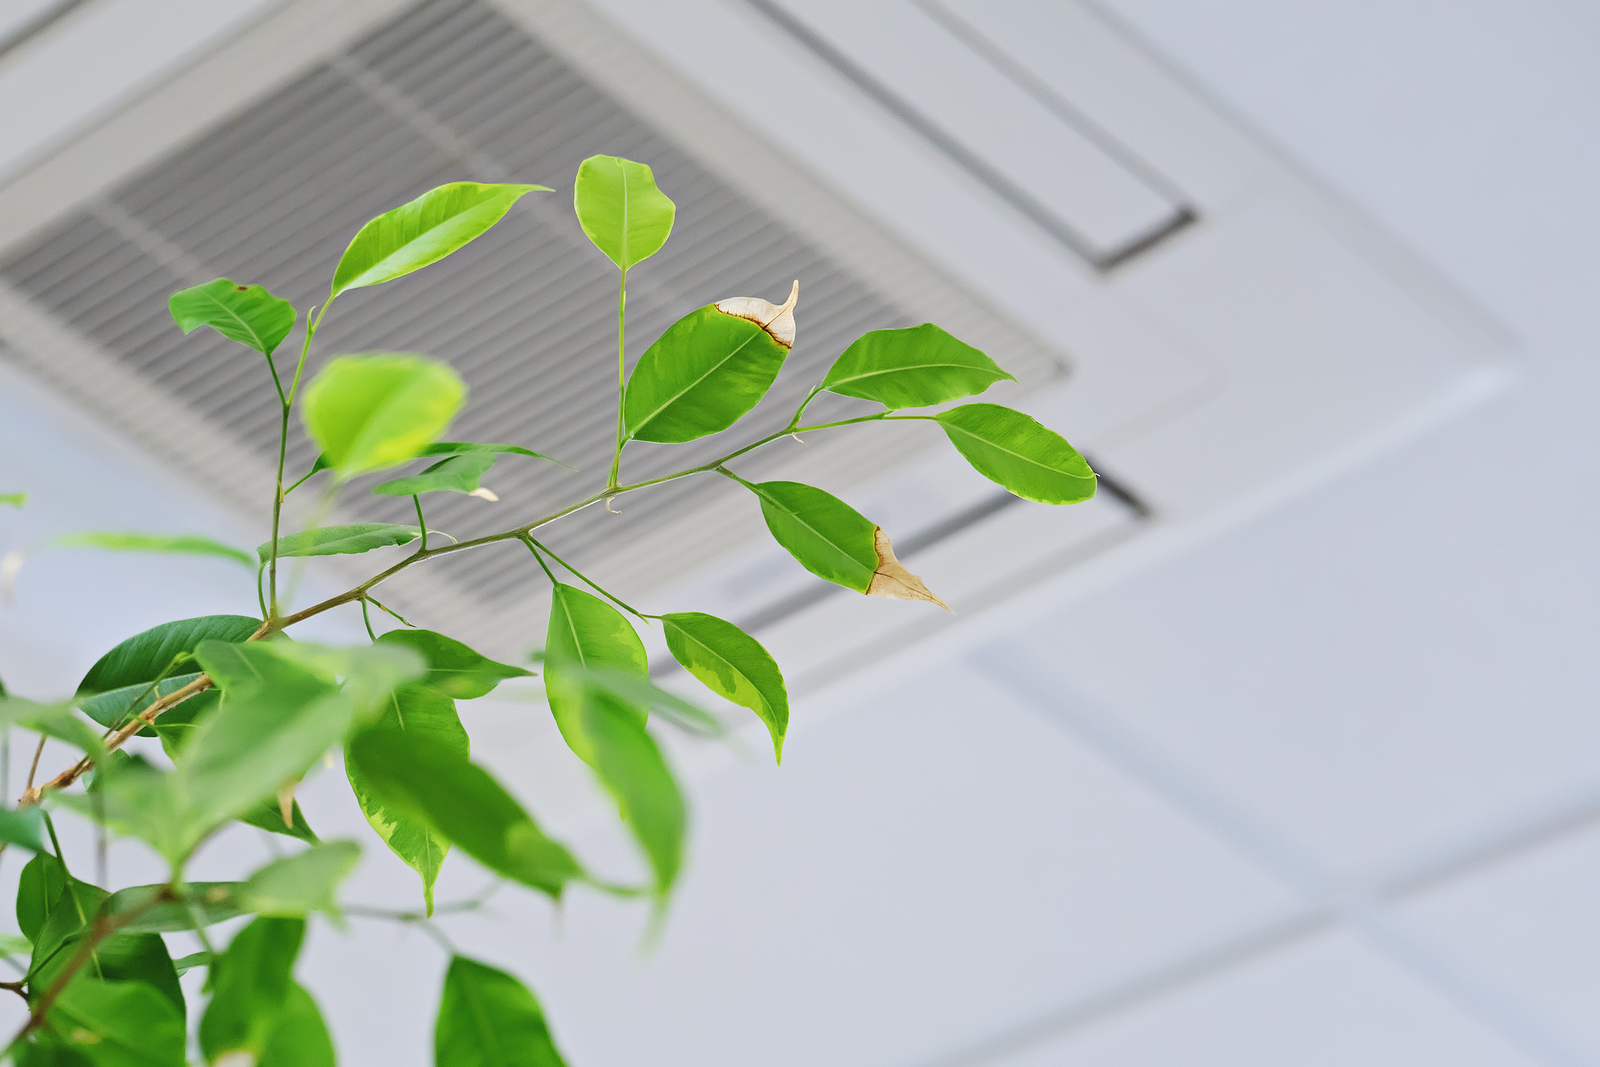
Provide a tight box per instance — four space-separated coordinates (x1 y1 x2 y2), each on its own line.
0 0 1508 696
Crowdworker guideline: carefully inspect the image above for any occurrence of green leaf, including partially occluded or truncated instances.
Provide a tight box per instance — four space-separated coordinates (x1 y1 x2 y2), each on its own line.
741 479 877 592
933 404 1097 504
168 278 297 357
78 615 258 701
569 685 686 897
47 532 253 568
0 698 106 757
238 796 319 844
544 584 648 763
171 952 209 976
435 955 569 1067
0 931 30 956
80 674 204 734
106 883 243 934
375 630 532 699
0 805 45 851
1 492 25 508
567 667 723 739
371 453 495 497
55 754 192 863
345 684 465 914
258 983 337 1067
17 854 81 942
821 323 1014 409
573 155 675 270
47 977 187 1067
302 353 467 478
623 304 790 443
423 441 569 467
661 612 788 761
241 841 361 920
199 917 305 1064
346 729 583 899
262 523 423 562
331 181 545 297
22 858 105 972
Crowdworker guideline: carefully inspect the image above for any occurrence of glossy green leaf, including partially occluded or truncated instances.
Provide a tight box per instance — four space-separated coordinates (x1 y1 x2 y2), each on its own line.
375 630 532 699
241 841 361 919
81 674 202 734
21 856 104 974
199 917 305 1064
371 453 495 497
258 982 337 1067
435 955 568 1067
573 155 675 270
17 854 84 942
346 685 465 913
423 440 569 467
741 479 877 592
76 613 256 738
301 353 466 478
570 684 686 897
933 403 1097 504
544 584 648 763
48 532 253 568
35 933 185 1021
661 612 788 761
331 182 544 297
106 882 243 934
263 523 423 562
623 304 790 443
0 805 45 851
168 278 297 357
821 323 1014 409
346 729 583 899
47 977 187 1067
1 492 26 508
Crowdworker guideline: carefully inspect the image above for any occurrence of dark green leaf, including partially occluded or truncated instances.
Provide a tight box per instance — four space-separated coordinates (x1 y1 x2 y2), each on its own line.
423 441 569 467
346 684 464 914
17 854 80 942
821 323 1014 409
258 983 336 1067
741 479 877 592
47 977 186 1066
241 841 360 919
331 181 545 297
623 303 790 443
371 453 495 497
375 630 532 699
168 278 297 358
301 353 467 478
0 806 45 851
262 523 423 562
573 155 675 270
47 532 253 568
346 730 583 899
24 861 106 977
933 404 1097 504
78 615 258 704
435 955 568 1067
544 584 648 763
661 612 788 761
106 883 243 934
80 674 203 733
199 917 305 1064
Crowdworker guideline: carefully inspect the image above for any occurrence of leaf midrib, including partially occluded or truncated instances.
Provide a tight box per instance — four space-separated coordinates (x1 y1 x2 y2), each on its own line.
939 418 1092 480
825 361 1009 391
751 485 871 584
196 288 270 354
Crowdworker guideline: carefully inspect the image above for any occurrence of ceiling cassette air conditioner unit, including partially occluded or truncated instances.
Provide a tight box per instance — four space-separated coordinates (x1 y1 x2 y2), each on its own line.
0 0 1507 688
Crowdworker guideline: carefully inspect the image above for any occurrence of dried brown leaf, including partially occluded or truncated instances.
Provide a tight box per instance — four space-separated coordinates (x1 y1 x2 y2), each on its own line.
866 527 950 611
715 279 799 349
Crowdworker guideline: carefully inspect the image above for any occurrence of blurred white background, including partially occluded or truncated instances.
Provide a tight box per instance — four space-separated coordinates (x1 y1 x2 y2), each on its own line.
2 1 1599 1064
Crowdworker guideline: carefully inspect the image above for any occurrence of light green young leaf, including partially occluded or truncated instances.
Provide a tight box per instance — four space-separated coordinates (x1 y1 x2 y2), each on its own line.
623 284 797 443
371 453 496 497
435 956 569 1067
0 493 24 508
661 612 787 761
245 639 426 719
301 353 466 478
820 323 1014 409
199 917 306 1064
168 278 297 357
47 977 187 1066
423 440 570 467
544 584 648 763
0 932 29 957
374 630 532 699
568 667 723 739
48 531 253 568
241 841 361 920
346 729 583 899
573 155 675 270
345 684 466 914
331 181 545 297
739 478 877 592
263 522 424 562
933 403 1097 504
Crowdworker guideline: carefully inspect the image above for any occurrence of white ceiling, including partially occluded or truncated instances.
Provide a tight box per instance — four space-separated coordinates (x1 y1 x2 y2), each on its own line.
2 0 1599 1064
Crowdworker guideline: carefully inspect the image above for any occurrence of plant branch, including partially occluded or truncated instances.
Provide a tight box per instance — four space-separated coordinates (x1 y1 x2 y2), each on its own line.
608 267 628 492
526 536 647 621
413 495 428 553
269 301 331 620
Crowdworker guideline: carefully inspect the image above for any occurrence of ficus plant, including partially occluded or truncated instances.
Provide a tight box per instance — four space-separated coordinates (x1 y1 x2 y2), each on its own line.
0 154 1096 1064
